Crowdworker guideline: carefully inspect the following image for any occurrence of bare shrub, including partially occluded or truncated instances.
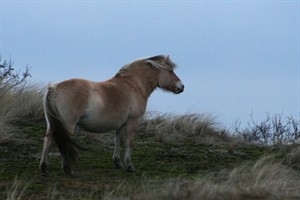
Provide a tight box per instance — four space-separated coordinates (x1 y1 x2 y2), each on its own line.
0 57 44 124
235 114 300 145
0 58 45 141
0 57 31 90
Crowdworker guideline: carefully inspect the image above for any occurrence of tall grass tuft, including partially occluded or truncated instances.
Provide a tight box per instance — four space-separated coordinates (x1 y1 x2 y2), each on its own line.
0 84 44 123
0 84 44 141
138 112 230 144
288 145 300 169
157 156 300 200
6 177 29 200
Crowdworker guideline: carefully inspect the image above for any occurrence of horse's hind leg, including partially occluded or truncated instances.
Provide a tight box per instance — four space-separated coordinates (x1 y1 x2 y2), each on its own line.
61 155 73 175
61 124 76 176
112 127 124 169
39 127 52 175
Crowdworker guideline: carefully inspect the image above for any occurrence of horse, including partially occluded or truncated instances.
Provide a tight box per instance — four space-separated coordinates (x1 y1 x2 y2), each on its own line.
39 55 184 175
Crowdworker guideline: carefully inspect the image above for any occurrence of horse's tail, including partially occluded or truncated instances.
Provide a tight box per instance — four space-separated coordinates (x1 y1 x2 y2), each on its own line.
44 86 83 164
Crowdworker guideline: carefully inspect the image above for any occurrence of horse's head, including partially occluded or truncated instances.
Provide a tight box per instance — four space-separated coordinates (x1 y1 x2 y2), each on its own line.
146 55 184 94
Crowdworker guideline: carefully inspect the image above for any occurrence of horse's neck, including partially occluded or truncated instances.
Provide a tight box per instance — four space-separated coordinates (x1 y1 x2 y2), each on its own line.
134 70 159 100
112 72 158 100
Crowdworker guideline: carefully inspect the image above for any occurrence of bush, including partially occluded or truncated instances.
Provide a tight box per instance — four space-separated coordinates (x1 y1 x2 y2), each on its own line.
0 58 44 141
235 114 300 145
0 57 31 90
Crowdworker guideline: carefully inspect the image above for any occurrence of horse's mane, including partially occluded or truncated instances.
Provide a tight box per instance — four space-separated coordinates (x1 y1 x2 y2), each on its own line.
147 55 177 70
115 55 176 78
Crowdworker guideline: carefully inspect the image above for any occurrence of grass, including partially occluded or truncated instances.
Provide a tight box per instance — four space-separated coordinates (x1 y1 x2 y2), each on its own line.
0 84 44 142
0 85 300 199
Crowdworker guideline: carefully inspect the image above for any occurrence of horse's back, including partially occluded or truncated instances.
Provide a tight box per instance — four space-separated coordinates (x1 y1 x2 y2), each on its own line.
55 78 93 93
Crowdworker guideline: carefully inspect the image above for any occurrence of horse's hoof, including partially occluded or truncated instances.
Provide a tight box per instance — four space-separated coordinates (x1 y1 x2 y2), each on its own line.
63 167 76 177
62 163 75 176
125 165 136 172
114 161 124 170
41 171 50 177
40 162 49 176
64 169 76 177
67 171 76 177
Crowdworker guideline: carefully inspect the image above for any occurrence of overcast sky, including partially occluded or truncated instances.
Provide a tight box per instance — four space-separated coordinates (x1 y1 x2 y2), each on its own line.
1 1 299 128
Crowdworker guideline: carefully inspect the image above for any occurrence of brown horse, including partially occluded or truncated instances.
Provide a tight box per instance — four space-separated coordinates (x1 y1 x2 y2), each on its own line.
39 55 184 175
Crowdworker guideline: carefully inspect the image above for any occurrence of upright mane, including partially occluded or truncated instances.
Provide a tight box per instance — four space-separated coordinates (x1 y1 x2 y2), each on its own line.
145 55 177 71
115 55 177 78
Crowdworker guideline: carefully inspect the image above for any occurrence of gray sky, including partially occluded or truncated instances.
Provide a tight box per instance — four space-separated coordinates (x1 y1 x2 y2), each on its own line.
1 1 299 128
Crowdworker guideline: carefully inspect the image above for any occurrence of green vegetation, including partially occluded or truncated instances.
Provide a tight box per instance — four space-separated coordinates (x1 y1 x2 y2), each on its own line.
1 58 300 199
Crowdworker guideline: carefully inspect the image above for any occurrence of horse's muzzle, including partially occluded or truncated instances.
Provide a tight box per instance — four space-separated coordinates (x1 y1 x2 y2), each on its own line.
174 81 184 94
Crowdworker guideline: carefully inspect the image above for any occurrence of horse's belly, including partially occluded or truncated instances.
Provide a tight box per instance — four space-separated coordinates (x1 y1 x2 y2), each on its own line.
78 90 130 133
77 113 127 133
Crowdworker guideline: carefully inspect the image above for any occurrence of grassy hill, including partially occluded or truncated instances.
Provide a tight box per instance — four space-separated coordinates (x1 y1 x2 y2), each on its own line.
1 85 300 200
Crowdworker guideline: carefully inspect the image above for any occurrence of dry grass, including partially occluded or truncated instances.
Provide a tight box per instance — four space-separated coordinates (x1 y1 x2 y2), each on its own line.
6 156 300 200
2 83 300 200
288 145 300 169
186 156 300 200
0 84 44 122
5 177 30 200
0 84 44 141
138 112 231 144
126 156 300 200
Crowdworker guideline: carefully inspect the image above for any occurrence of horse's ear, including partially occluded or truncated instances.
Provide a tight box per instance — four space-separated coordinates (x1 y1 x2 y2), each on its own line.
165 55 176 69
146 55 173 71
145 59 165 70
165 55 171 64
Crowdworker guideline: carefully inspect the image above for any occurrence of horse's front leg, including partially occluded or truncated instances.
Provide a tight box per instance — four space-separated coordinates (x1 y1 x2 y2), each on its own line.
124 119 139 172
112 127 124 169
